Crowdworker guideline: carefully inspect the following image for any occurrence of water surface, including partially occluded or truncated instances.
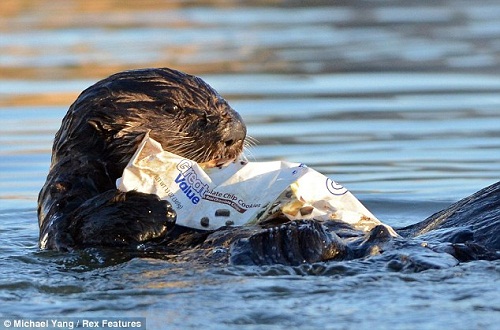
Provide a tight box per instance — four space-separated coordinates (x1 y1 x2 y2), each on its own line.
0 1 499 329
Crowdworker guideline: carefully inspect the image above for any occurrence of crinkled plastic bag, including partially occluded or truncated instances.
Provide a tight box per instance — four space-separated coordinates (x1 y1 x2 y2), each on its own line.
117 134 397 236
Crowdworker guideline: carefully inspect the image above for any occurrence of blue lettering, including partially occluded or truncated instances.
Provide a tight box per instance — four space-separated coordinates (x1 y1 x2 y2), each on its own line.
174 165 209 205
174 173 185 184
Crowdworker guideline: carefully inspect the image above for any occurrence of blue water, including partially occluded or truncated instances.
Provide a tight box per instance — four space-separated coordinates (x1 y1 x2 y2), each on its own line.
1 1 499 329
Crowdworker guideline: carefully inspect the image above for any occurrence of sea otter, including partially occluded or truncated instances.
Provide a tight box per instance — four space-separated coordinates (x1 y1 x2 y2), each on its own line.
38 67 499 267
38 68 246 251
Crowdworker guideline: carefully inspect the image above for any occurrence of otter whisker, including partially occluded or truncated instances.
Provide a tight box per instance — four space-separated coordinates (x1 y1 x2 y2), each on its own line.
158 132 193 140
161 135 192 140
198 148 214 163
244 135 259 148
243 146 256 161
179 145 207 161
171 147 199 159
241 135 258 161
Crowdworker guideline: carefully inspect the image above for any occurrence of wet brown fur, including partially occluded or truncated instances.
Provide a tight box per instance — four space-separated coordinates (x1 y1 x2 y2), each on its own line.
38 68 246 250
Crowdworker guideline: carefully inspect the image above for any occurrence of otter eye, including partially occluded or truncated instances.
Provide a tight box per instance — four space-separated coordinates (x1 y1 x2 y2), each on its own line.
161 104 180 114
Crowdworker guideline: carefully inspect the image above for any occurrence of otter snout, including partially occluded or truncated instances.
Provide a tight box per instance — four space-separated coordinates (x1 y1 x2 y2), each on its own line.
223 113 247 148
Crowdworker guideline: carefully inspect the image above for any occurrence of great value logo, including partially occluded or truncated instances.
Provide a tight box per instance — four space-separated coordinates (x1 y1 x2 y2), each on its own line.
175 160 210 205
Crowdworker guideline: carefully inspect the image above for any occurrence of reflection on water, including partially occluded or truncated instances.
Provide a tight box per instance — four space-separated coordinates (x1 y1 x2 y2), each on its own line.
2 0 500 78
0 0 499 329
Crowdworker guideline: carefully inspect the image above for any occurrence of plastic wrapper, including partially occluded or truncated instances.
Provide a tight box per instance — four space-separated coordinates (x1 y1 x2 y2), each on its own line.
117 134 397 236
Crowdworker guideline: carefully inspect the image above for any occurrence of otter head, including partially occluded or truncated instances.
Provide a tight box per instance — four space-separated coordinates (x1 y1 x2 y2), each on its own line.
58 68 247 173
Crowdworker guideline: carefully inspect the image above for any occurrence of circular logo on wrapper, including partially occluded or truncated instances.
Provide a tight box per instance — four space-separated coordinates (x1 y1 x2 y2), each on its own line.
325 178 348 196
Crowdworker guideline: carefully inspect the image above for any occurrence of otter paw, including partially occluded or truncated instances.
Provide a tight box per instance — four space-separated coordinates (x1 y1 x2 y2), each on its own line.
230 220 348 266
69 190 176 248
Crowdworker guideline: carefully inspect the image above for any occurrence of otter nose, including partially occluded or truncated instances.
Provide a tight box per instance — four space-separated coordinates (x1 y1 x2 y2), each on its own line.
223 113 247 148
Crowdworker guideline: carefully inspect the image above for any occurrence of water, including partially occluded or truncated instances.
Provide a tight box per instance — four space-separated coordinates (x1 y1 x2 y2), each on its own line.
1 0 499 329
